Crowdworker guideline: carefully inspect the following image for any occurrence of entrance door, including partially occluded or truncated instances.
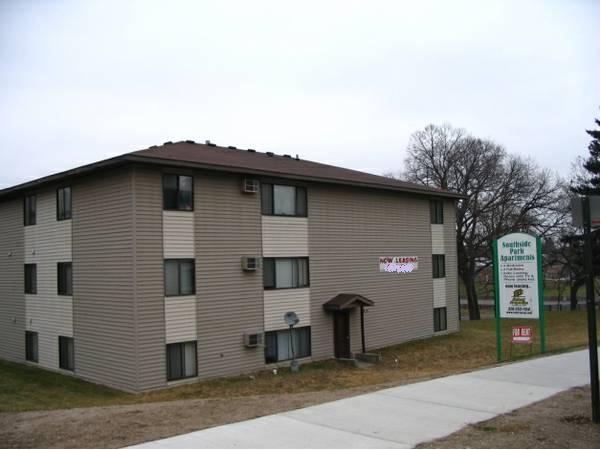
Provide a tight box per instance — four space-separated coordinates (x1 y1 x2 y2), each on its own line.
333 310 351 358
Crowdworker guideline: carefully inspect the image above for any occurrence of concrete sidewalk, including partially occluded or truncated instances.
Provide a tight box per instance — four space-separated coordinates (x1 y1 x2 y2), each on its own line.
131 350 590 449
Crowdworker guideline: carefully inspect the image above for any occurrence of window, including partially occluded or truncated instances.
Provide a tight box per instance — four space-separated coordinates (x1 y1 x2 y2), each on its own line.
265 327 311 363
432 254 445 278
434 307 447 332
430 200 444 224
24 264 37 294
163 174 193 211
25 331 38 362
164 259 196 296
261 183 307 216
166 341 197 380
57 262 73 296
24 195 36 226
57 186 72 220
263 258 309 289
59 336 74 371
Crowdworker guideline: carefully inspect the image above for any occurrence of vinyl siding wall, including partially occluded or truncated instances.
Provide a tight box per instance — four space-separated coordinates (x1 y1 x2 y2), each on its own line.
132 167 166 390
261 216 309 257
308 184 439 359
165 296 197 343
444 200 459 333
72 168 138 391
264 288 310 331
25 189 72 371
0 200 25 362
195 172 264 378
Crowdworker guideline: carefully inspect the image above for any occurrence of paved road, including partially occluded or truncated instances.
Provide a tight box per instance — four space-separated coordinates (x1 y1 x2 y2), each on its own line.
131 350 590 449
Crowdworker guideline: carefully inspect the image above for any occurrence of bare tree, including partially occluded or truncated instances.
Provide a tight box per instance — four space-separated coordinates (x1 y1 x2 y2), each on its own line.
403 124 565 320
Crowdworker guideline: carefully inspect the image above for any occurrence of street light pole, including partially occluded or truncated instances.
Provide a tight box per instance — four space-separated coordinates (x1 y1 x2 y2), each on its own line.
582 196 599 423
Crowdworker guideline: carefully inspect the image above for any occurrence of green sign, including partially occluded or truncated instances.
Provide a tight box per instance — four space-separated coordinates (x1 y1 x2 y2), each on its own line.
493 232 546 361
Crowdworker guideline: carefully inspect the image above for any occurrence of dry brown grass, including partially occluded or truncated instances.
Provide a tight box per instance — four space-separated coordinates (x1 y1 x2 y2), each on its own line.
0 310 595 412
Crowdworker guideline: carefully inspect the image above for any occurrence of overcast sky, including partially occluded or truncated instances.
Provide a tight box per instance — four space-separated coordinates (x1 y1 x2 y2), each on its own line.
1 0 599 189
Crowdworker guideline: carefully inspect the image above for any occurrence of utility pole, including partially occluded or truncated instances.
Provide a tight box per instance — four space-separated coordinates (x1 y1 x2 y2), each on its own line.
582 196 599 423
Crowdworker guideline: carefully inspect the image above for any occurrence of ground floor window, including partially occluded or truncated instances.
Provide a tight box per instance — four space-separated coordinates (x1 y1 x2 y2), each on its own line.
59 336 74 370
166 341 197 381
265 326 311 363
434 307 447 332
25 331 38 362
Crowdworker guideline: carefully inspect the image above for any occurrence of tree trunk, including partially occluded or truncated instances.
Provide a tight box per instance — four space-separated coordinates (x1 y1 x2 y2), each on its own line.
570 283 579 311
464 275 481 320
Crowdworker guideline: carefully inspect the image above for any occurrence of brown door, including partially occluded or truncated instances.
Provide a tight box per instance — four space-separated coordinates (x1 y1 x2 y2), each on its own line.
333 310 351 358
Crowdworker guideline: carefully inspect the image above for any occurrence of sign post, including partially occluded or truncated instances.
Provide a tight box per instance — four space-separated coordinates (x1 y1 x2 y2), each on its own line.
493 232 545 362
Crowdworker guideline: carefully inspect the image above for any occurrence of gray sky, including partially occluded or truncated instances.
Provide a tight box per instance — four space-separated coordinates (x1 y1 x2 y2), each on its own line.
1 0 599 189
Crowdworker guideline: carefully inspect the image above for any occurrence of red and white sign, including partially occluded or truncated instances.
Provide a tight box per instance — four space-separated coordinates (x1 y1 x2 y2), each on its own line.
512 326 533 344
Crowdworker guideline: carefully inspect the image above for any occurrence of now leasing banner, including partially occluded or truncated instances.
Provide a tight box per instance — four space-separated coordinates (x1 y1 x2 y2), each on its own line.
378 256 418 273
495 233 541 319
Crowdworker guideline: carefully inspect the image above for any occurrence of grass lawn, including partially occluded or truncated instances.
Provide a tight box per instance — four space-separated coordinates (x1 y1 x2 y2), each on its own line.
0 310 596 413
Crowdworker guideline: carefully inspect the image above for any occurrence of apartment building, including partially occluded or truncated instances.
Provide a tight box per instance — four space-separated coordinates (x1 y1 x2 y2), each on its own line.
0 141 461 392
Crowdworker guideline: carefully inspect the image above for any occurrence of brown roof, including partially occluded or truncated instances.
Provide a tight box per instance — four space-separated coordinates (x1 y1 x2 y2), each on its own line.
130 141 460 198
323 293 375 311
0 140 462 199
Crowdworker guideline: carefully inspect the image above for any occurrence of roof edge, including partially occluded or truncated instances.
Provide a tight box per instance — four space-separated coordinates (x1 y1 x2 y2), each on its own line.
0 155 128 200
124 154 464 199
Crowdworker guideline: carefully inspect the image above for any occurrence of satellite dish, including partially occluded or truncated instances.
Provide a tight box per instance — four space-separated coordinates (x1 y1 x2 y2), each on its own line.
284 311 299 327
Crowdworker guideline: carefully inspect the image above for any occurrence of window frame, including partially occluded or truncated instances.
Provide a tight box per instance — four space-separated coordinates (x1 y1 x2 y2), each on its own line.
58 336 74 371
265 326 311 363
432 254 446 279
263 257 310 290
430 199 444 224
23 194 36 226
166 341 198 381
56 186 72 221
162 174 194 211
57 262 73 296
164 259 196 297
24 264 37 294
434 307 447 332
25 331 38 363
260 183 307 217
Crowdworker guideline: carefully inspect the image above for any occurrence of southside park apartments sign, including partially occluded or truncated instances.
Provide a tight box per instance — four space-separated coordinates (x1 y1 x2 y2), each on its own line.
493 232 546 360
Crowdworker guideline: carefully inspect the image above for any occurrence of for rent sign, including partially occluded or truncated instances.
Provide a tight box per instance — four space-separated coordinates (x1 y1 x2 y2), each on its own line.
512 326 533 344
495 233 540 319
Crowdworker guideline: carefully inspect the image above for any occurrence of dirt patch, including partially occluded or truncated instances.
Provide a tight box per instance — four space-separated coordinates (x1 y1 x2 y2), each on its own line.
0 386 380 448
417 385 599 449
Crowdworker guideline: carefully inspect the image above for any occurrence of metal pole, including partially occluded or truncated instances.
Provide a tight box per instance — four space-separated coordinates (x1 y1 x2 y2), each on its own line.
493 239 502 362
536 236 546 354
582 197 599 423
360 305 366 354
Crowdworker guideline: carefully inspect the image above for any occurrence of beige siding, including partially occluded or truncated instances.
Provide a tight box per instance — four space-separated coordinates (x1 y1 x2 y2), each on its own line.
264 288 310 331
433 278 446 308
0 200 25 362
72 168 138 391
132 167 166 390
165 296 197 343
163 211 194 258
444 200 459 333
261 216 308 257
195 172 265 378
25 189 72 371
431 224 445 254
309 184 436 359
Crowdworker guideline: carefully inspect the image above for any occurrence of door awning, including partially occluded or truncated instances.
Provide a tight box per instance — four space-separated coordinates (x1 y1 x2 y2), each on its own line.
323 293 374 312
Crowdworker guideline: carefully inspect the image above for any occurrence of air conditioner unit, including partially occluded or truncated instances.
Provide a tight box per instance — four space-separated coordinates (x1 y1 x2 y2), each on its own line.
244 332 264 348
241 256 259 271
242 178 260 193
